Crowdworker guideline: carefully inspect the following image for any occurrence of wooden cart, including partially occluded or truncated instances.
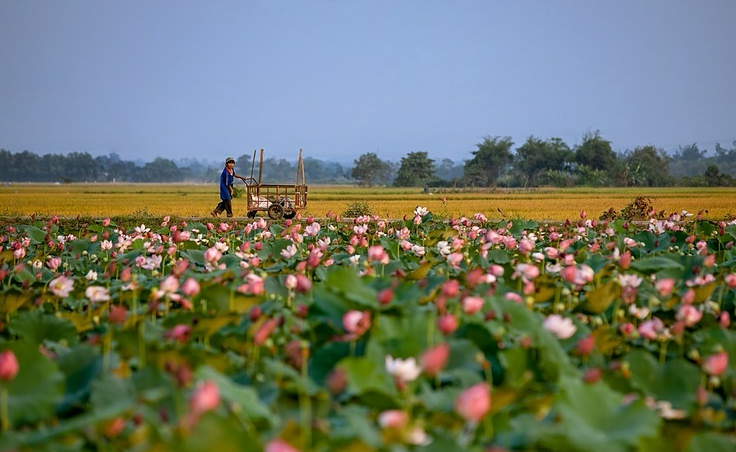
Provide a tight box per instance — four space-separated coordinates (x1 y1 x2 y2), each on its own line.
242 149 308 220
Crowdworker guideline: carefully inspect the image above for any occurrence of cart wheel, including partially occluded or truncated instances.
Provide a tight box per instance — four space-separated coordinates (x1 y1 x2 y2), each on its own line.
283 210 296 219
267 203 284 220
246 210 257 218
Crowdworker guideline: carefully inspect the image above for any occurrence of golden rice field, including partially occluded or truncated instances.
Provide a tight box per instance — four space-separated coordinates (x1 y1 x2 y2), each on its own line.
1 183 735 220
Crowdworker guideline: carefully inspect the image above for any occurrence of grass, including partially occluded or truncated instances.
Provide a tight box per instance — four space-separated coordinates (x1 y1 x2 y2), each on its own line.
1 183 735 220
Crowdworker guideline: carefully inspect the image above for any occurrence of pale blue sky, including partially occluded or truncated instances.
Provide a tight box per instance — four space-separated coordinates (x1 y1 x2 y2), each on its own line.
1 1 735 164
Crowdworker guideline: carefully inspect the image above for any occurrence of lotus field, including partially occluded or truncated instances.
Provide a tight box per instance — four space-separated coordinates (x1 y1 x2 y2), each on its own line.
1 209 736 452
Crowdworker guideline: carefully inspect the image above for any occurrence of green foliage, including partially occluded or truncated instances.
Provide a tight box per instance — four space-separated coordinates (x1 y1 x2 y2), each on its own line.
342 201 372 217
575 130 617 171
515 136 573 187
351 152 392 187
463 136 514 186
393 151 435 187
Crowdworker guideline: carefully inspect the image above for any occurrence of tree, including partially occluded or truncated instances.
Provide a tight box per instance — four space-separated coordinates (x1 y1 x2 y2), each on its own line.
393 152 435 187
514 136 573 187
351 153 391 187
463 136 513 186
575 131 617 171
435 158 464 181
236 154 253 180
626 145 672 186
675 143 705 161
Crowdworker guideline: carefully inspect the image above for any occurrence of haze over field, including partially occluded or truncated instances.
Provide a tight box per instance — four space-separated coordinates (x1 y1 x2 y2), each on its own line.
1 1 735 164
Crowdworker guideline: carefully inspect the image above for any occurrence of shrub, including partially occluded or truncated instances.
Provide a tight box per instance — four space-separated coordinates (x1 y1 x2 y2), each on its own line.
342 201 372 217
599 196 665 221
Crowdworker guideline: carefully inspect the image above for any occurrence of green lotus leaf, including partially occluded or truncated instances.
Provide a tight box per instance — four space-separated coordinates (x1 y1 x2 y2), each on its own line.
195 365 277 425
535 377 661 452
630 256 684 273
9 310 79 346
625 350 700 410
1 342 64 426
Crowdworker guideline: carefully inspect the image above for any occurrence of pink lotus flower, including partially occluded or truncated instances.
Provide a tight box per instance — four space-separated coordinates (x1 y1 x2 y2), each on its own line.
638 318 664 340
720 312 730 328
421 343 450 376
676 304 702 327
447 252 464 268
437 314 458 335
254 317 280 345
504 292 523 303
513 263 540 282
0 350 19 382
703 352 729 376
265 439 302 452
455 383 491 422
378 409 408 429
619 322 636 336
519 239 534 256
442 279 460 297
204 247 222 263
160 275 180 294
190 380 220 414
462 296 485 314
85 286 111 303
304 222 321 236
543 314 576 339
46 256 62 271
725 274 736 288
167 324 192 343
295 274 312 293
655 278 676 297
49 275 74 297
285 274 298 290
561 265 594 287
181 278 200 297
576 335 595 356
368 245 390 264
343 310 371 338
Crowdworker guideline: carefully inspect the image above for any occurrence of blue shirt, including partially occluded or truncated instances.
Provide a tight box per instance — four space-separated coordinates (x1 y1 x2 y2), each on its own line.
220 168 234 200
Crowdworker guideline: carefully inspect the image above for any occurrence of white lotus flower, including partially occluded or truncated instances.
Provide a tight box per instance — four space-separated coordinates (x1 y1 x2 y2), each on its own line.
385 355 422 383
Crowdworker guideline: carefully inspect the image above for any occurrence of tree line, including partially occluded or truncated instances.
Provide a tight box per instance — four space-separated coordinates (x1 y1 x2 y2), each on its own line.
352 133 736 188
1 133 735 186
0 150 352 184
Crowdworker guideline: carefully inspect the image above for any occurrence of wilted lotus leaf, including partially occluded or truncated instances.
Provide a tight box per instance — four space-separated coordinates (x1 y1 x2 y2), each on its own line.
693 283 717 304
530 275 558 303
0 289 32 313
591 326 621 355
577 281 620 314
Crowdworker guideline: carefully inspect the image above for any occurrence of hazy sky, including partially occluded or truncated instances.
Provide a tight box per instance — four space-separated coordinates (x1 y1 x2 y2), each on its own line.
1 1 735 164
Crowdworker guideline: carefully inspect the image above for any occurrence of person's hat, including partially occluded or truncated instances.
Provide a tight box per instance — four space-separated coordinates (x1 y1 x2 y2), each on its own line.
225 157 235 164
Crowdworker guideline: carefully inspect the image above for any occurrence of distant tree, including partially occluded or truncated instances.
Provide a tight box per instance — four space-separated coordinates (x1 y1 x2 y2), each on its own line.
575 131 617 171
235 153 254 180
435 158 464 181
675 143 706 161
625 145 672 186
351 152 391 187
514 136 573 187
139 158 182 182
393 152 435 187
463 136 513 186
715 141 736 163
